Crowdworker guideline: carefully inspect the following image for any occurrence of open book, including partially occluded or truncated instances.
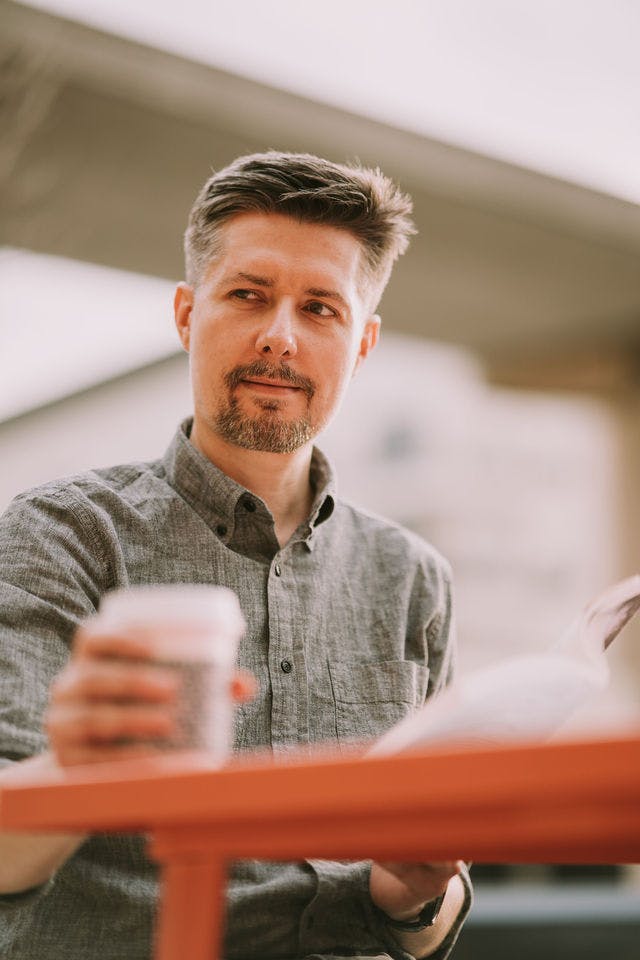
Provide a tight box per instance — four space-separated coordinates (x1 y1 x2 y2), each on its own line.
370 575 640 755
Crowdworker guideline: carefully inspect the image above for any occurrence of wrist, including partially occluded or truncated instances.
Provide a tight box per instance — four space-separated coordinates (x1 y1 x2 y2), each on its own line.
379 875 470 960
377 892 446 931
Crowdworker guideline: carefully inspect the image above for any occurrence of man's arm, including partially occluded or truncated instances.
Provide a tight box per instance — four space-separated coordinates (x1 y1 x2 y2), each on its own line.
0 489 104 893
0 624 254 893
0 626 179 893
0 754 85 893
0 489 179 893
370 860 468 958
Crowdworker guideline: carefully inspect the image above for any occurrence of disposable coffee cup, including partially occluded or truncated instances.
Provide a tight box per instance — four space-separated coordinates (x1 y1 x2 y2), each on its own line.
95 584 245 761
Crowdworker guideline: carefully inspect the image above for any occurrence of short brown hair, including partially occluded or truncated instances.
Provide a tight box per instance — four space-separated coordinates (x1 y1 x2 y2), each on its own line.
184 151 416 303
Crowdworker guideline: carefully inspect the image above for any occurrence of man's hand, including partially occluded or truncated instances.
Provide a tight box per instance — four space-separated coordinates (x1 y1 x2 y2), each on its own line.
369 859 464 920
46 623 256 766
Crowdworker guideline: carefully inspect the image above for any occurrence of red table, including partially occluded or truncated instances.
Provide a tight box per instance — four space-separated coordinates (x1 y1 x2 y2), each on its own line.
2 733 639 960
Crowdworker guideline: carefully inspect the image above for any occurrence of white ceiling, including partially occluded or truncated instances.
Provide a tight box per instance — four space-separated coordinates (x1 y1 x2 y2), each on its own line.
19 0 640 205
5 0 639 424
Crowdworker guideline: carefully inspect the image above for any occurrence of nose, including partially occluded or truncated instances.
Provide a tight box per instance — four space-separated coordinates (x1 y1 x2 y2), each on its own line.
254 301 297 359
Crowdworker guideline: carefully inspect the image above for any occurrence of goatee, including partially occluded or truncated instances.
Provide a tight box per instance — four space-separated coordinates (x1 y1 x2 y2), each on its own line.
215 360 316 453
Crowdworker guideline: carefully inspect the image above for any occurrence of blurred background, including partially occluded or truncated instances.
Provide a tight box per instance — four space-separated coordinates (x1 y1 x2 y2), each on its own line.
1 0 639 955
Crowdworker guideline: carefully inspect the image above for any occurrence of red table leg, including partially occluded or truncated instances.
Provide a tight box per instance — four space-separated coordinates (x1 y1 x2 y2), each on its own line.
155 856 226 960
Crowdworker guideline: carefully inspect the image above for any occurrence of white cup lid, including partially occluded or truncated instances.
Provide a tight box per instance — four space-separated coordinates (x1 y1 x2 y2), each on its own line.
98 584 245 635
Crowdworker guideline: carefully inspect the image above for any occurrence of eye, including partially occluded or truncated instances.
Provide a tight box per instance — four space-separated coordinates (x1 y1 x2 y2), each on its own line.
305 300 337 318
230 288 262 302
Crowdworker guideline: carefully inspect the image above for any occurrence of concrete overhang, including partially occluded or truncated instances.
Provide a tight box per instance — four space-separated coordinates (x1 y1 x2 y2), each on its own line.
2 0 639 378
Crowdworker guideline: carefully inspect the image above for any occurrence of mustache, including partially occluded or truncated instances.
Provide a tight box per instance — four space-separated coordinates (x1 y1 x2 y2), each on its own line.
225 360 316 399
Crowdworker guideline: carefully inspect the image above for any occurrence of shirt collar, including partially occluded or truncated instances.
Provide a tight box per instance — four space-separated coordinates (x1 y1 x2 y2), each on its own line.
161 418 336 542
307 446 336 529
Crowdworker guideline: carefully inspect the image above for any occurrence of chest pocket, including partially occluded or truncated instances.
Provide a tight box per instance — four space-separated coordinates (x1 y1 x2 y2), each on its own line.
328 659 430 747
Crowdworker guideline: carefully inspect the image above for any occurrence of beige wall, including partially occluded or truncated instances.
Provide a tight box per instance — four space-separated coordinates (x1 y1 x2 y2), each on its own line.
0 355 191 510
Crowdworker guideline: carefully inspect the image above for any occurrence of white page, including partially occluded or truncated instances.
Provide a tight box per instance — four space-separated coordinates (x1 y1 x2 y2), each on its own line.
370 575 640 755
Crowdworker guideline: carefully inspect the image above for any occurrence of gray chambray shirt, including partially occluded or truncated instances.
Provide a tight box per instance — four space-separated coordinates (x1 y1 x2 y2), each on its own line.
0 419 471 960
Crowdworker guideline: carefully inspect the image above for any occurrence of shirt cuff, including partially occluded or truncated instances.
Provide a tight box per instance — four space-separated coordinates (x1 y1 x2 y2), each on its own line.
298 859 380 955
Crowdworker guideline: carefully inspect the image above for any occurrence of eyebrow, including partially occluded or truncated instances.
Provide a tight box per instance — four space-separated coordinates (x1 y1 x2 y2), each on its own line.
306 287 348 309
225 271 275 288
224 274 349 310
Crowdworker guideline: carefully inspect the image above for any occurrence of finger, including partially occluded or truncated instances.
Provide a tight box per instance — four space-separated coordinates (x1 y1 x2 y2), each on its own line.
55 741 168 767
231 671 258 703
370 860 454 915
46 701 176 747
413 862 462 888
74 625 157 662
51 662 179 705
421 861 461 877
376 860 460 896
379 860 459 877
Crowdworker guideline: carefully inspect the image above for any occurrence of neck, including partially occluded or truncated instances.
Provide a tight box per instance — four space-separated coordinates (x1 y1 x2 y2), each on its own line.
190 421 314 546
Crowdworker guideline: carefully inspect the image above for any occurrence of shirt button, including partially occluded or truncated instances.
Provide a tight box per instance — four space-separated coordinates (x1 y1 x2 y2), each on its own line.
274 563 282 577
216 524 227 537
280 658 292 673
243 498 256 512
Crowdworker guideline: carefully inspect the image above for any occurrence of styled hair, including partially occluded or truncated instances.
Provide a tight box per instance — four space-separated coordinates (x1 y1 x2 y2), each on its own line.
184 151 416 302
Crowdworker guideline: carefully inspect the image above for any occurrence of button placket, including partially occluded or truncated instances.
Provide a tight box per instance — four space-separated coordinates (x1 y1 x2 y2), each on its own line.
273 563 288 676
266 546 307 750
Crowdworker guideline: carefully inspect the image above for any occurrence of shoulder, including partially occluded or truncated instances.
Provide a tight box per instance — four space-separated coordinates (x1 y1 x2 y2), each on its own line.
1 456 165 533
331 497 452 584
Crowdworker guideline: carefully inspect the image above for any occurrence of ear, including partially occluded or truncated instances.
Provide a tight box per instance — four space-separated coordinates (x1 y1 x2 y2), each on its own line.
353 314 381 376
174 282 194 351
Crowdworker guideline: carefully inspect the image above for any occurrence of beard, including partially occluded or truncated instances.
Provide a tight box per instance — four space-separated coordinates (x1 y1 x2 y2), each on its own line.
214 360 316 454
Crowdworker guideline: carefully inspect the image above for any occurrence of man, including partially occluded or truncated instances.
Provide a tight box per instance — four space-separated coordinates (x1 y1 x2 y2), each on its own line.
0 152 472 959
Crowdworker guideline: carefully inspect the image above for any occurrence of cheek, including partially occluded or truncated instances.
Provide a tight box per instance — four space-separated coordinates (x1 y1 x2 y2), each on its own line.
190 326 228 373
314 360 355 408
189 351 226 404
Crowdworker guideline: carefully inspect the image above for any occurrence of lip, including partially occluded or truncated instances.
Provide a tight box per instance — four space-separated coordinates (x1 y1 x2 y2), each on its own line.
240 378 301 393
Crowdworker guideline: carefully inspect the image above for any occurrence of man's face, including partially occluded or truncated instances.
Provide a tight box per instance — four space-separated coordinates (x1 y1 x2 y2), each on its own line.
174 212 379 455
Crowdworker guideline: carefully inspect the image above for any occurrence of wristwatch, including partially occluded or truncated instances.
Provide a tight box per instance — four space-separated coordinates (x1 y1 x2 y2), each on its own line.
379 892 446 932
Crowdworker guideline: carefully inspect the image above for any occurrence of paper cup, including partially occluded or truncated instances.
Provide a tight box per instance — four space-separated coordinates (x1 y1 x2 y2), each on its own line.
95 584 245 761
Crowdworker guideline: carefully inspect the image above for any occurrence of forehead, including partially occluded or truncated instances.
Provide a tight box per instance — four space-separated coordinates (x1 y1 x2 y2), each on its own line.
205 212 366 291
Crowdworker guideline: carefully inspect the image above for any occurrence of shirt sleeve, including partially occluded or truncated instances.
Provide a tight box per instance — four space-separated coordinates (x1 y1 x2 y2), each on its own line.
0 487 109 762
